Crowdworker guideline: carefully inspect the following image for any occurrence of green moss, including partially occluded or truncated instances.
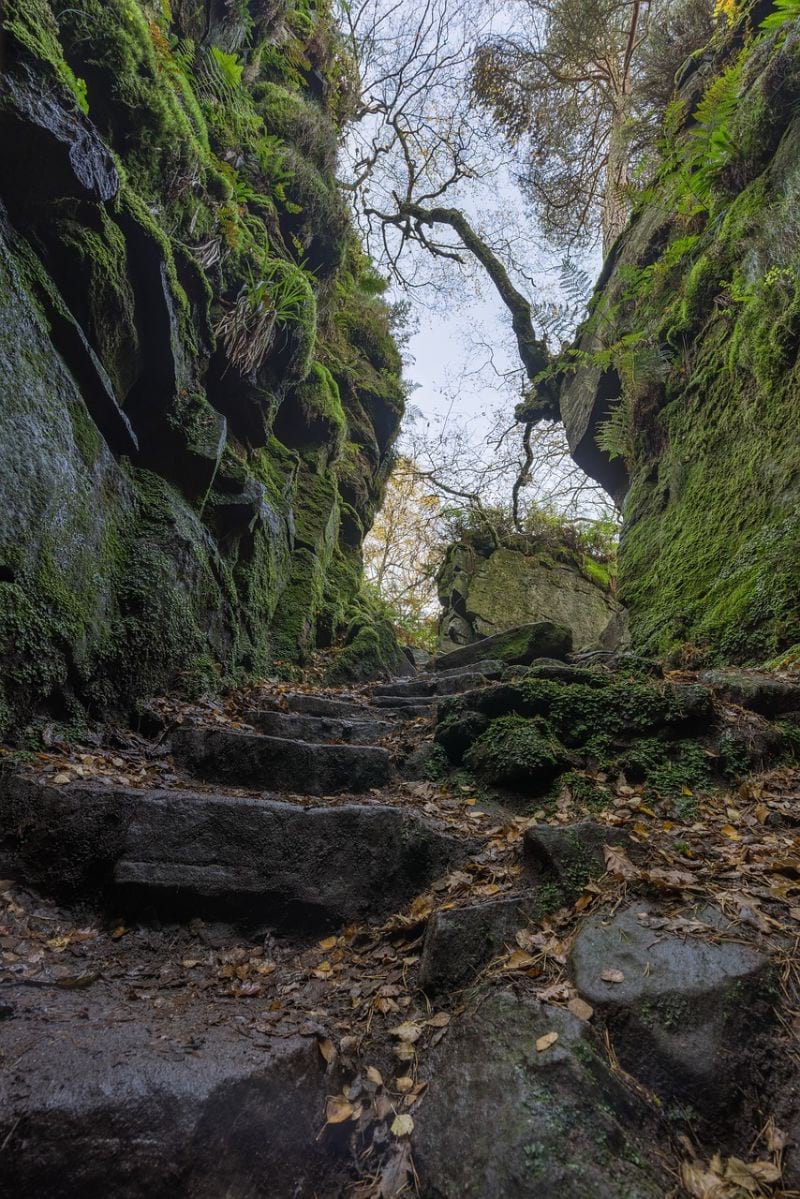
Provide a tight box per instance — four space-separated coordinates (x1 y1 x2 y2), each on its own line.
3 0 90 112
465 715 566 790
51 205 140 398
254 81 337 172
326 613 404 684
293 361 346 453
558 770 613 813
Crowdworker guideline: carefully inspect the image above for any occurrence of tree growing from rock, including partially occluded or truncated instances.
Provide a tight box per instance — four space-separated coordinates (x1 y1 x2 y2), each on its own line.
472 0 714 253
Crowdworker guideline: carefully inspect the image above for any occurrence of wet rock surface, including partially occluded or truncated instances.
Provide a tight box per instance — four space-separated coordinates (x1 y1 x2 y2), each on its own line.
0 985 341 1199
414 990 666 1199
570 903 774 1122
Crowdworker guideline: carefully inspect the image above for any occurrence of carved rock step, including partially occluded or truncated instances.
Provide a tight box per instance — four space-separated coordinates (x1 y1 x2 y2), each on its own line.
1 778 467 924
172 727 389 794
371 669 501 699
244 708 392 745
257 692 372 719
0 985 342 1199
370 695 436 714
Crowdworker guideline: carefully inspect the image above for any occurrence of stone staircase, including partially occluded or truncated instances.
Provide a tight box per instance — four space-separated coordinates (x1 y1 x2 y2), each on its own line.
0 662 500 927
2 655 799 1198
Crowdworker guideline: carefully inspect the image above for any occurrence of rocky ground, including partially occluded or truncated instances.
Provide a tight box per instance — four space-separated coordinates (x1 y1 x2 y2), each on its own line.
2 627 800 1197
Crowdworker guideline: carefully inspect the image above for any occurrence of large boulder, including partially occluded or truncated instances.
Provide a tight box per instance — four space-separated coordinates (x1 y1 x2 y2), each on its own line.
414 990 666 1198
433 621 573 673
569 903 774 1124
437 542 623 653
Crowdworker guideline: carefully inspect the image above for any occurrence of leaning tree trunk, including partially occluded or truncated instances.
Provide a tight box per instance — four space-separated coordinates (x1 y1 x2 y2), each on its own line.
603 103 631 255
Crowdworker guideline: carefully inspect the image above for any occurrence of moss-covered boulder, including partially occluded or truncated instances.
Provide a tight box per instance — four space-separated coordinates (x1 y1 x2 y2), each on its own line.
434 621 573 673
438 542 623 653
464 714 567 790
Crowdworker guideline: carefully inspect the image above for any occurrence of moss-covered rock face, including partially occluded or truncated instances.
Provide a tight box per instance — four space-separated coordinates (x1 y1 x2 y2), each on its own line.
0 0 404 736
437 536 622 653
436 667 800 805
559 14 800 665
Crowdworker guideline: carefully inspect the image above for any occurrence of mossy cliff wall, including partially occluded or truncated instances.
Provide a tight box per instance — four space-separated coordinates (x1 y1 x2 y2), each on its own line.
559 4 800 666
0 0 405 735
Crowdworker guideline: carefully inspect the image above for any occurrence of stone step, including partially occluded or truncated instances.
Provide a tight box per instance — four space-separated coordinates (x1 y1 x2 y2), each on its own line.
258 692 372 719
370 696 437 716
172 726 389 794
371 669 500 699
437 658 505 680
1 777 468 924
0 990 339 1199
244 709 392 745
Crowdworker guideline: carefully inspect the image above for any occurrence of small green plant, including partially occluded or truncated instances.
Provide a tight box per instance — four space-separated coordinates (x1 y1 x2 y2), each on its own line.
209 46 244 92
761 0 800 30
214 255 314 374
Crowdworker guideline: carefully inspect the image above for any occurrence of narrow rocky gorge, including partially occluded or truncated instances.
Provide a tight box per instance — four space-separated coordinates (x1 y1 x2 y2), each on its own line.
3 623 800 1196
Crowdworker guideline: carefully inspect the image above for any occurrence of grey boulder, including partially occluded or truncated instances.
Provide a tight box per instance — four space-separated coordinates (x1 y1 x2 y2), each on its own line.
414 989 666 1199
569 903 774 1122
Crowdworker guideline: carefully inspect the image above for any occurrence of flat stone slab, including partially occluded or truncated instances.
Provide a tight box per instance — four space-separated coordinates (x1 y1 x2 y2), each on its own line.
172 726 389 794
258 692 371 719
244 709 391 745
0 984 341 1199
570 903 773 1119
432 621 573 672
369 696 436 714
698 668 800 715
419 894 539 994
0 778 467 924
371 670 496 699
414 990 665 1199
437 658 505 679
